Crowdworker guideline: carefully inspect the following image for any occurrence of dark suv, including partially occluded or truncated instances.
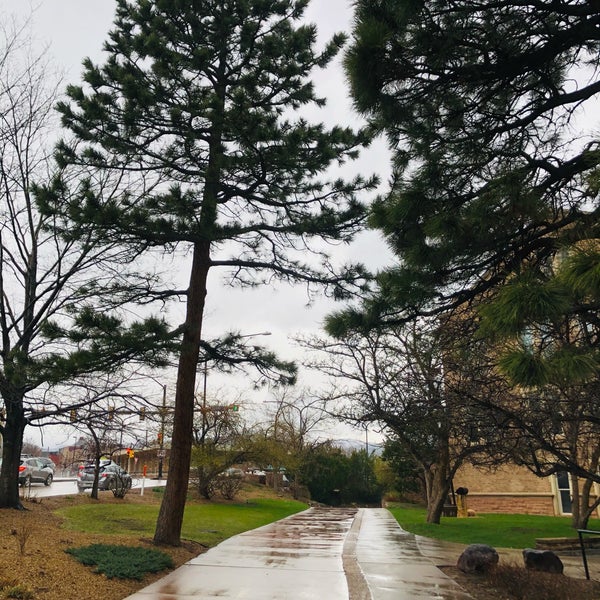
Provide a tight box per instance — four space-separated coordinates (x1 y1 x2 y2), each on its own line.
77 460 132 492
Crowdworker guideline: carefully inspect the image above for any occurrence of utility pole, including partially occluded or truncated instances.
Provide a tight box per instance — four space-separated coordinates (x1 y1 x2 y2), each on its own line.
201 361 208 447
157 384 166 479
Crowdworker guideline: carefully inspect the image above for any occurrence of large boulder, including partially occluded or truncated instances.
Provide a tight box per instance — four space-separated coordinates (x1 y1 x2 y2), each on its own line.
522 548 564 574
457 544 499 574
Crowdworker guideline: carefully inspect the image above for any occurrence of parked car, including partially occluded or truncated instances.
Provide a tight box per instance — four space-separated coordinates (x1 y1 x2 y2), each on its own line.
223 468 244 478
77 460 132 492
19 457 53 486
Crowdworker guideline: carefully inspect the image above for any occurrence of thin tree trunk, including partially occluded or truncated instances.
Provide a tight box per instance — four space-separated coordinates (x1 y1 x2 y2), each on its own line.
88 425 101 500
425 438 452 524
577 448 600 530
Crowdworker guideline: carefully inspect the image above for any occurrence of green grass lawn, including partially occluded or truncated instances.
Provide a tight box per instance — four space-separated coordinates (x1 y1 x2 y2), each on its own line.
56 495 307 548
388 503 600 548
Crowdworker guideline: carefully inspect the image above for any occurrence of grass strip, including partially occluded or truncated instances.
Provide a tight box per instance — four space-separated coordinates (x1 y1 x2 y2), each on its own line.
57 496 307 547
388 503 600 548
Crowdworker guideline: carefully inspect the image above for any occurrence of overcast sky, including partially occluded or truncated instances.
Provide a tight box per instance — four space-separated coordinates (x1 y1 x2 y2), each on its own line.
5 0 392 449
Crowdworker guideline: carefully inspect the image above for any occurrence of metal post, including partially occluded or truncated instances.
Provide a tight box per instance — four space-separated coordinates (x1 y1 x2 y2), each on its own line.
202 361 207 446
157 384 166 480
579 529 591 580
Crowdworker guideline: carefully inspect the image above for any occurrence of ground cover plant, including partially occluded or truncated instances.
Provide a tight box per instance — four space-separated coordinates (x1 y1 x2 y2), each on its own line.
388 503 600 548
66 544 173 580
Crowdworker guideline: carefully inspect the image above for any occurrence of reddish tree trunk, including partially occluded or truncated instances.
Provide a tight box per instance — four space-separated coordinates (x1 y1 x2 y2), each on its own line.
153 241 210 545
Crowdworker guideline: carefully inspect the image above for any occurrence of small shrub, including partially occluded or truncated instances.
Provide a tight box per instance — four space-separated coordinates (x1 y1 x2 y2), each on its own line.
3 584 34 599
66 544 174 580
110 474 131 499
485 563 599 600
10 519 32 555
217 475 242 500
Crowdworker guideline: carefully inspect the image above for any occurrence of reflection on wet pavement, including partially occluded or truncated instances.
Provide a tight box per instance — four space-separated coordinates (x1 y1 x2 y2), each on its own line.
124 507 473 599
356 509 472 599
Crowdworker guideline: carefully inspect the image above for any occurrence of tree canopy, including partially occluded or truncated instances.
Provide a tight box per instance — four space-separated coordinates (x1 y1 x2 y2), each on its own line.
337 0 600 326
333 1 600 528
305 317 516 522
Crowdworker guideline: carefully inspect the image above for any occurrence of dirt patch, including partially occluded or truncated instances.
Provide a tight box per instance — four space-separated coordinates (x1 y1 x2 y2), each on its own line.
439 564 600 600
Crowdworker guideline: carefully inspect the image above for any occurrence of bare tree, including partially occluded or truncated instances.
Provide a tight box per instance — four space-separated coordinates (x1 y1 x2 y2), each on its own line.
191 390 252 499
259 387 329 494
304 318 516 523
0 15 169 510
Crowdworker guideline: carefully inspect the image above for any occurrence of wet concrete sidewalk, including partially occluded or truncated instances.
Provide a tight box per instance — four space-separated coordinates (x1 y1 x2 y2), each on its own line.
124 507 471 599
352 509 470 599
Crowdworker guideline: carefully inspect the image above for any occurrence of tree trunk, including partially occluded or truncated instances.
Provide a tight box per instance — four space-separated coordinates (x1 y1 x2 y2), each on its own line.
0 397 26 509
153 241 210 545
89 426 101 500
425 464 451 524
423 437 453 524
575 448 600 531
197 466 216 500
570 474 600 530
153 51 225 545
570 474 584 529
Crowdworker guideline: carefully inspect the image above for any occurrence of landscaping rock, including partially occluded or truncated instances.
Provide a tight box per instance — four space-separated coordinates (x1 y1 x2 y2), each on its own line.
522 548 564 574
457 544 499 573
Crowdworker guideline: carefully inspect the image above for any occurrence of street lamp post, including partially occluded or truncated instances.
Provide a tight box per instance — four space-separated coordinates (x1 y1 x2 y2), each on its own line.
263 398 283 493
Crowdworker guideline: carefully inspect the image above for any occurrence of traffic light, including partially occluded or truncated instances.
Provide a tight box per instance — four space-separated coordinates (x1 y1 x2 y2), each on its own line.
70 409 76 422
157 431 163 445
139 406 145 421
126 448 135 458
108 406 114 420
230 404 239 412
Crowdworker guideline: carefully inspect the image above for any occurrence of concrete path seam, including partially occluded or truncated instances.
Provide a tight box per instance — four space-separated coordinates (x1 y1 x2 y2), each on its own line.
342 509 372 600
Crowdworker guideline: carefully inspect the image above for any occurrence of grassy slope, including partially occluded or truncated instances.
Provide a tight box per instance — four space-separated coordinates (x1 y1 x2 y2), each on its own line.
56 494 307 548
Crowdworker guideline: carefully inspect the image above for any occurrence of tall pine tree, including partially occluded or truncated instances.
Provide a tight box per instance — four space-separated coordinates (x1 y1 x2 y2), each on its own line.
49 0 375 544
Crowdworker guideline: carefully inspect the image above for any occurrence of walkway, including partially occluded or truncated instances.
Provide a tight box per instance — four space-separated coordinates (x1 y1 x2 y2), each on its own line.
125 507 472 599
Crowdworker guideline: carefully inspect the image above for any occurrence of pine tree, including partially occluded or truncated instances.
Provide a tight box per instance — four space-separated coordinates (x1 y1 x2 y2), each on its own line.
340 0 600 322
50 0 376 544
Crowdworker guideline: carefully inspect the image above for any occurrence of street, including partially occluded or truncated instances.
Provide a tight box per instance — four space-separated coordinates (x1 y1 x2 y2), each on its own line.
20 477 165 498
